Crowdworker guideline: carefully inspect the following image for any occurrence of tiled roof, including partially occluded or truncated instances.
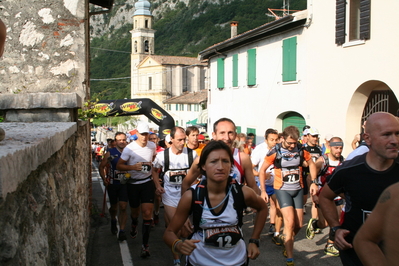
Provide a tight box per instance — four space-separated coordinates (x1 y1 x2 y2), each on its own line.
164 90 207 104
146 55 207 66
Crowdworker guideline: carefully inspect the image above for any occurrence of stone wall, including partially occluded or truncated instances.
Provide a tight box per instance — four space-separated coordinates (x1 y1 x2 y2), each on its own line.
0 0 89 99
0 122 91 265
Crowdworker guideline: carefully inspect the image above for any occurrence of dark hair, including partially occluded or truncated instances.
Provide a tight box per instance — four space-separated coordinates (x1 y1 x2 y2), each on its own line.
198 140 234 176
247 133 255 138
114 132 126 140
303 125 310 131
264 128 278 139
213 117 236 133
170 126 185 139
282 126 300 140
185 126 199 136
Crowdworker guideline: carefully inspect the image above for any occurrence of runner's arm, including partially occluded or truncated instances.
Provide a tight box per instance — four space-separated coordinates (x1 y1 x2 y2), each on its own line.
152 166 165 195
319 184 352 250
242 186 267 259
116 158 141 171
353 188 390 266
181 156 201 195
99 152 110 185
163 190 200 255
258 161 272 202
240 152 261 195
308 158 319 195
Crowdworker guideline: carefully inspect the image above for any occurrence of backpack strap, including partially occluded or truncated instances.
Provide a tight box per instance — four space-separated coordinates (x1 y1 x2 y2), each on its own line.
163 147 170 173
191 177 245 232
187 147 194 167
233 151 245 184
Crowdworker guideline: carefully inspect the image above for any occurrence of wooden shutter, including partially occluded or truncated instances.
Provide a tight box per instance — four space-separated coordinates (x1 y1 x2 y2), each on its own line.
359 0 371 40
232 54 238 87
335 0 346 45
247 49 256 86
282 37 297 82
217 58 225 89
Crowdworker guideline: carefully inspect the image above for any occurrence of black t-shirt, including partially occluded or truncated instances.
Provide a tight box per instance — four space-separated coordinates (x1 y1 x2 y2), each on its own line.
328 153 399 243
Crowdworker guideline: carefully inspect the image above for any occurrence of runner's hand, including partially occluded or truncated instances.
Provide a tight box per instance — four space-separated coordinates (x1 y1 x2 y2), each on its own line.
247 243 260 260
334 229 353 250
260 190 269 203
177 239 200 255
310 183 319 196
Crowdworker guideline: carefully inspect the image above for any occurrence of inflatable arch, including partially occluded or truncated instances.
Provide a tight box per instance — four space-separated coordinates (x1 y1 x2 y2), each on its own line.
93 98 175 140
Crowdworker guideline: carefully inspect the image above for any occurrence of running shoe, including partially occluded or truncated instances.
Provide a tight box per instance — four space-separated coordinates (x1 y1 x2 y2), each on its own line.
111 220 118 235
283 248 287 258
306 218 317 240
324 243 340 257
140 245 150 258
118 230 127 241
173 260 181 266
153 213 159 225
130 224 138 239
286 259 294 266
303 205 307 214
268 224 276 235
272 234 285 246
315 228 322 234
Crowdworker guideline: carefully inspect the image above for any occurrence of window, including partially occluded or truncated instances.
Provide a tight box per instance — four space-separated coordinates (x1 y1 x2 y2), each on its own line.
179 104 184 111
145 19 148 29
148 77 152 90
144 40 149 52
335 0 370 45
187 104 191 111
282 37 297 82
175 104 178 111
134 41 137 53
217 58 225 89
194 104 199 112
232 54 238 87
247 49 256 86
247 128 256 139
236 126 241 134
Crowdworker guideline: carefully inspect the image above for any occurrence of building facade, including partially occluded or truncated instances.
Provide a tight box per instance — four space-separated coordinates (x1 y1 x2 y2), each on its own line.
199 0 399 156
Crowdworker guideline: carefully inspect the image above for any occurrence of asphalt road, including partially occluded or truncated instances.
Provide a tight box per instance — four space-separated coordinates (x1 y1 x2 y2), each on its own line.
87 162 342 266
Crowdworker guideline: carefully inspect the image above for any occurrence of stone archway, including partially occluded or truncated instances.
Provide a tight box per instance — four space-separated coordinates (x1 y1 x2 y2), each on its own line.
346 80 399 148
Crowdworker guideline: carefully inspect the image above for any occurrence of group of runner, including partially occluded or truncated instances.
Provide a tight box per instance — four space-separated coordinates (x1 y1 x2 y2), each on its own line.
97 112 399 266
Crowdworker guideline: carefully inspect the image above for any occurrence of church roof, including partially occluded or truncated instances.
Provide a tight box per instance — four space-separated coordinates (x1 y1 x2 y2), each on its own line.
134 0 152 16
145 55 207 66
164 90 207 104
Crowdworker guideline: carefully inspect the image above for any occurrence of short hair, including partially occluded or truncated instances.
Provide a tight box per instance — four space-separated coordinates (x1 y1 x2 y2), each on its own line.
238 133 246 139
170 126 185 139
282 126 300 140
213 117 236 133
185 126 199 136
247 133 255 138
114 132 126 140
330 136 343 143
265 128 278 139
198 140 234 176
303 125 310 131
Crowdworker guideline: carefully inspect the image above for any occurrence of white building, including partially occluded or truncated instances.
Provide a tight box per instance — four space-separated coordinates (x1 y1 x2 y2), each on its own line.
199 0 399 156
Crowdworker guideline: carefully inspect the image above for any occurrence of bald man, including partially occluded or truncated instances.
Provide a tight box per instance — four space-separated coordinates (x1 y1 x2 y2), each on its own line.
353 182 399 266
319 112 399 266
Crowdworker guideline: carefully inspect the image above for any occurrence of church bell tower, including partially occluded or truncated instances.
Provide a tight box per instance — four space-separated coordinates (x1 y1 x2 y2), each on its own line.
131 0 156 97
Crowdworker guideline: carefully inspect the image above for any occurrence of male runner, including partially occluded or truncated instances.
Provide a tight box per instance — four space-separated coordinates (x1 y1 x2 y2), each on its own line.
185 126 205 156
319 112 399 265
181 118 260 195
116 123 156 258
99 132 129 241
306 137 344 256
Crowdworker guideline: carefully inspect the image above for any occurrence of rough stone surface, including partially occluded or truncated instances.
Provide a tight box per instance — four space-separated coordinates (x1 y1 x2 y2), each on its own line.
0 122 77 199
0 1 88 100
0 122 91 265
0 93 82 110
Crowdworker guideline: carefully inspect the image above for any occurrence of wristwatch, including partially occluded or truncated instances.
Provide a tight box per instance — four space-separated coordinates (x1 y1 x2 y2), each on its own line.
329 226 341 241
249 238 260 247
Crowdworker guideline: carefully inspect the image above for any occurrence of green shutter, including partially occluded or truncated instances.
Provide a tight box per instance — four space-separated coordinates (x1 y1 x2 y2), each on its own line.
247 49 256 86
282 37 297 82
236 126 241 134
232 54 238 87
247 128 256 135
217 58 225 88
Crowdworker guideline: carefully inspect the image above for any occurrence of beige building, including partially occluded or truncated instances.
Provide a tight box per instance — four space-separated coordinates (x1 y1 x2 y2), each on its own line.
130 0 208 128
